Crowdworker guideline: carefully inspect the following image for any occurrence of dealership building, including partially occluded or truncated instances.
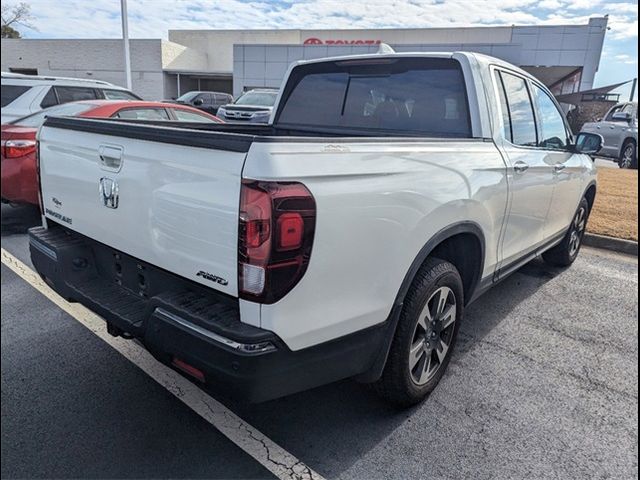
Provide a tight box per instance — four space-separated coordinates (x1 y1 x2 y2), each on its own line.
1 17 608 100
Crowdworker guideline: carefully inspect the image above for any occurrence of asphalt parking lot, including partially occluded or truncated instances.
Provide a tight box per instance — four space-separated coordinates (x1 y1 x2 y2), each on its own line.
1 202 638 480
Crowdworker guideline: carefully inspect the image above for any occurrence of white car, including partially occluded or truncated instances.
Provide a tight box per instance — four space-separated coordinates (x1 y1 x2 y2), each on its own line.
1 72 141 124
30 51 602 406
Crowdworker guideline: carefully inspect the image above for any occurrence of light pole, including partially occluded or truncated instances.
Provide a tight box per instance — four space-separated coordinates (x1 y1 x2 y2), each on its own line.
121 0 132 90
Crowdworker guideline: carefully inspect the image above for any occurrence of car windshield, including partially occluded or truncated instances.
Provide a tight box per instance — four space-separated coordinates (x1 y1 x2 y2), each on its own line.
176 92 199 102
234 91 277 107
11 103 95 128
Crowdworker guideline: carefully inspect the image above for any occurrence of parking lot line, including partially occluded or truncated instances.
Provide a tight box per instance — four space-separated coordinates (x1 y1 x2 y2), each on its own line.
1 248 324 480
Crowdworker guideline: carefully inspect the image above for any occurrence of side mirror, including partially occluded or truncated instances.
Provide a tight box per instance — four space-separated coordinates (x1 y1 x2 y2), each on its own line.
611 111 631 122
193 99 204 106
574 132 603 156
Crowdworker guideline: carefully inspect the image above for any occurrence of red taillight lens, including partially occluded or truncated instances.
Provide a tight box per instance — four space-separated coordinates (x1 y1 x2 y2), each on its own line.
3 139 37 158
239 180 316 304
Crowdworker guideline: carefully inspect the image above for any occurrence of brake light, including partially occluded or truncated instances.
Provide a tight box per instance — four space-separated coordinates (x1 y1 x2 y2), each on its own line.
3 139 36 158
239 180 316 304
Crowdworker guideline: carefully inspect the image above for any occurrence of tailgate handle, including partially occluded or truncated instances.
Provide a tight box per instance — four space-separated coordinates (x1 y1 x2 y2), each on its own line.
98 145 124 171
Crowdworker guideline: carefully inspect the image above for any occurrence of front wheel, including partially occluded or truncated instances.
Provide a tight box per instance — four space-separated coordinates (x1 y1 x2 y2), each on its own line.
542 198 590 267
619 141 637 169
373 258 463 407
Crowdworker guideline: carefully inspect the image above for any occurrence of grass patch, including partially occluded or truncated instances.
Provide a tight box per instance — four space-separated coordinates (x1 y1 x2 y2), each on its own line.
587 168 638 242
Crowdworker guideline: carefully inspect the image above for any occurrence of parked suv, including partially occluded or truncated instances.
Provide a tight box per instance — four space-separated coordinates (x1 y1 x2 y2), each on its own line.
216 88 278 123
1 72 141 124
172 91 233 116
581 101 638 169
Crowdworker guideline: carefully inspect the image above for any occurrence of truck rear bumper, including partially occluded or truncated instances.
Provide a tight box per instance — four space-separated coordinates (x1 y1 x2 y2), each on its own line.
29 223 385 402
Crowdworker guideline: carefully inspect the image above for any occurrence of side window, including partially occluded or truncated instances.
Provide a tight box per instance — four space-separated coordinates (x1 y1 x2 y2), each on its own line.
102 89 138 100
494 72 512 142
531 84 569 150
40 87 58 108
1 85 32 107
115 108 170 120
499 71 537 147
194 93 210 104
173 109 218 122
605 105 623 121
54 86 98 104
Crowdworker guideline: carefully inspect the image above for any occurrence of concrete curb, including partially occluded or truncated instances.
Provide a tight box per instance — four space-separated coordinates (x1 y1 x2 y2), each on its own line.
583 233 638 257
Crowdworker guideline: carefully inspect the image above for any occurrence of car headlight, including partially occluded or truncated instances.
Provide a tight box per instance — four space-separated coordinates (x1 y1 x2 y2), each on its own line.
217 107 227 116
251 111 271 122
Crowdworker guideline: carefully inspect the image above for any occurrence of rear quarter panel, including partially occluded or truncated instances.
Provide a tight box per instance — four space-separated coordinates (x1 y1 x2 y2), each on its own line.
243 139 508 350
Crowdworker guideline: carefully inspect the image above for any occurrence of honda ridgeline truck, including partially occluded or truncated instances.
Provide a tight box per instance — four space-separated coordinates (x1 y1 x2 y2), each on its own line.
30 52 602 406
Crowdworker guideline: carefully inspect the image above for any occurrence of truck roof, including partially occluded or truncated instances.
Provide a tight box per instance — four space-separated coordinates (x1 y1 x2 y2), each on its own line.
290 51 536 84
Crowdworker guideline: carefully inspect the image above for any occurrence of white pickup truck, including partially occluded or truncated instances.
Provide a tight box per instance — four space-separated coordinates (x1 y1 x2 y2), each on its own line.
30 52 602 406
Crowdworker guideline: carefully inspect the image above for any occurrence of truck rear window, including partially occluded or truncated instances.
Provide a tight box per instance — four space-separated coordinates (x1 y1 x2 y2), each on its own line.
276 58 471 137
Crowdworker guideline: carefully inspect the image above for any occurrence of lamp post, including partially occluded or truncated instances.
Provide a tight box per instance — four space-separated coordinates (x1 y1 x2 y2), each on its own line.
121 0 132 90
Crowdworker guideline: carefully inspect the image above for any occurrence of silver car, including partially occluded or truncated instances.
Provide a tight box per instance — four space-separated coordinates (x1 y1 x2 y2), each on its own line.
581 102 638 169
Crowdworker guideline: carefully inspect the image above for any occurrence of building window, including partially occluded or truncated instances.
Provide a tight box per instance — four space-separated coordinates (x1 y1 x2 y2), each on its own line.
9 68 38 76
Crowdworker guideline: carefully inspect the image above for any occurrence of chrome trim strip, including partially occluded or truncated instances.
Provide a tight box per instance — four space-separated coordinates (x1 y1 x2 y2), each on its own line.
29 238 57 260
154 308 276 355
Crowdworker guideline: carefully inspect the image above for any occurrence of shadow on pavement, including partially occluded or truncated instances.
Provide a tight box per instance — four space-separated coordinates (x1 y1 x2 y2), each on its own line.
221 258 566 478
1 203 41 236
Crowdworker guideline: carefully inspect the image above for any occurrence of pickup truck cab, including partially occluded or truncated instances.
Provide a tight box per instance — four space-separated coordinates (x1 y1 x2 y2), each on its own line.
30 51 602 406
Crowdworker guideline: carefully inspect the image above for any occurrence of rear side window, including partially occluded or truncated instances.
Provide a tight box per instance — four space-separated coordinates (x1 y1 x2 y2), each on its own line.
114 108 170 120
276 58 471 137
173 109 218 122
54 86 98 104
496 71 537 147
102 89 139 100
40 87 58 108
1 85 31 107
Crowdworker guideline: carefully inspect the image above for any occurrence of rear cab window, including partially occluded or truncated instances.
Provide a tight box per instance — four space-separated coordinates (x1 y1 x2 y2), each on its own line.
275 57 471 137
1 84 32 107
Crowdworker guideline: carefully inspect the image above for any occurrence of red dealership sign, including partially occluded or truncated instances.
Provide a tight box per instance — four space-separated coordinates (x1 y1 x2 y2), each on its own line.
303 38 382 45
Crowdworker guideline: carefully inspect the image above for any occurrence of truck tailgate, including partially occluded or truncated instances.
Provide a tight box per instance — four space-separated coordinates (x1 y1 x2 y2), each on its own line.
38 118 250 296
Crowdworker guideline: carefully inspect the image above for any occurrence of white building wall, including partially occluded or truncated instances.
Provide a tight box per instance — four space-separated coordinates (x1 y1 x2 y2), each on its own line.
233 18 608 96
1 39 166 99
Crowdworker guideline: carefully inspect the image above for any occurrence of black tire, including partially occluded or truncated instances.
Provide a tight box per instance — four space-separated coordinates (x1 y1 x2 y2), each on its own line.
618 141 637 169
373 257 463 407
542 197 590 267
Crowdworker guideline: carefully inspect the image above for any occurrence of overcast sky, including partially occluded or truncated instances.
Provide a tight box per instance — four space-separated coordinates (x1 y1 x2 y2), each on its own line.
6 0 639 98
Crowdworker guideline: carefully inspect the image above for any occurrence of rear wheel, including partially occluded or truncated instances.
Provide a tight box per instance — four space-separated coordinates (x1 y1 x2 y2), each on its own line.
618 141 637 169
542 198 589 267
374 258 463 407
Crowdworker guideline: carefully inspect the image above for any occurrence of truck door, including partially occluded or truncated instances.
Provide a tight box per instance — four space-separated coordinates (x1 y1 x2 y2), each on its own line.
529 82 584 239
493 69 555 270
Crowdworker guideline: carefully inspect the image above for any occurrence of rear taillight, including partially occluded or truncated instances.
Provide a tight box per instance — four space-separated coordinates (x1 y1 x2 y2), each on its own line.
35 140 43 213
3 139 36 158
239 180 316 304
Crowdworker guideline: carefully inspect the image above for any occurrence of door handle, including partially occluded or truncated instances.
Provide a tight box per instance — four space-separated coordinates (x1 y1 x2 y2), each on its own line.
98 145 124 171
513 161 529 174
554 164 566 173
609 125 616 129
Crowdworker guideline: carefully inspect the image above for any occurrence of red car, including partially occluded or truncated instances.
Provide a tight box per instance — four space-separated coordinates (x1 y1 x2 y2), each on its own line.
1 100 222 205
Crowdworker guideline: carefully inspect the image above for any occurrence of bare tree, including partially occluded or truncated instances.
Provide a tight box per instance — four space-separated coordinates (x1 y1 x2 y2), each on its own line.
1 2 35 38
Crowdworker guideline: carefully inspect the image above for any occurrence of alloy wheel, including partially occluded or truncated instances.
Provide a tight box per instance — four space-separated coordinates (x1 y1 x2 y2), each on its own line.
569 205 587 257
409 286 457 386
620 145 634 169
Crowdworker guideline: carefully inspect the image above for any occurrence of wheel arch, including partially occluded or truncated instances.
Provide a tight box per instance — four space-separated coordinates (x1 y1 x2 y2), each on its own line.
583 180 597 213
357 221 486 383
